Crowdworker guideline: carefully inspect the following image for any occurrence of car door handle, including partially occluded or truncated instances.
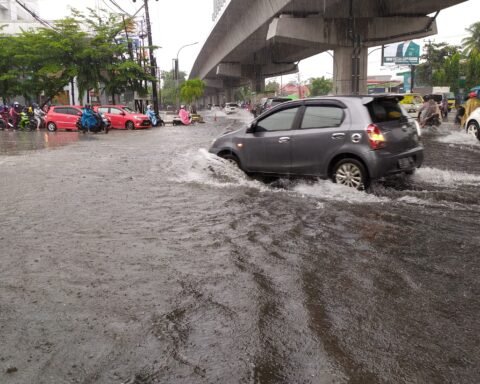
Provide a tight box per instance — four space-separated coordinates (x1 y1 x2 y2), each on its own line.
331 133 345 139
278 137 290 143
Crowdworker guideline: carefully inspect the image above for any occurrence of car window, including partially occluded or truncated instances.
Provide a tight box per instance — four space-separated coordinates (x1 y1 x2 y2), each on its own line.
68 108 81 115
123 107 135 113
109 108 123 115
98 107 109 113
413 96 423 104
368 100 406 123
54 107 68 114
300 106 344 129
256 107 299 132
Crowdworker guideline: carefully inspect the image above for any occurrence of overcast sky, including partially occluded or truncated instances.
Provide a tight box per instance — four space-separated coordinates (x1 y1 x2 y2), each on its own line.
38 0 480 82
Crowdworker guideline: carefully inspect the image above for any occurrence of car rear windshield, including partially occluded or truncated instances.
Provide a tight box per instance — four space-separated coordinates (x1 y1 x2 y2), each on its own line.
367 99 406 123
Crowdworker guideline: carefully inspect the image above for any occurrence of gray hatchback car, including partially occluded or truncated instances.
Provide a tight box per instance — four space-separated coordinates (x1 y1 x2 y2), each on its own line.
209 95 424 189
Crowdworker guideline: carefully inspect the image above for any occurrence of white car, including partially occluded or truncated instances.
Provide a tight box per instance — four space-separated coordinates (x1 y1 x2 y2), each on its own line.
224 103 238 114
465 108 480 141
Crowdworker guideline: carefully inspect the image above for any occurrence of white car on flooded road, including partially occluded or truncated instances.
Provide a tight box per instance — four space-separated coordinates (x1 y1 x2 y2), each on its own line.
224 103 239 114
465 108 480 141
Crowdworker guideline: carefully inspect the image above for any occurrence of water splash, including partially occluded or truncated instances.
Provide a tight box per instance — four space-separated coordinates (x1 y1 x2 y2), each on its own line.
437 131 480 146
413 167 480 187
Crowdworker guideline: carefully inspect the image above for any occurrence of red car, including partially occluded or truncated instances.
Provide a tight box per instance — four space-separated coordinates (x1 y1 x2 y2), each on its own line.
45 105 83 132
95 105 151 130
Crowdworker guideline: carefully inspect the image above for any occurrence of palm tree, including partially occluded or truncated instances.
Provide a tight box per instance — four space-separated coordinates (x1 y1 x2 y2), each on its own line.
462 22 480 56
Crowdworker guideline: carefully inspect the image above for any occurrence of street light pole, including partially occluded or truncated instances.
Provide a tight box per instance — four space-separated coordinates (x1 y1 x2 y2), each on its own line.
175 41 198 109
133 0 159 115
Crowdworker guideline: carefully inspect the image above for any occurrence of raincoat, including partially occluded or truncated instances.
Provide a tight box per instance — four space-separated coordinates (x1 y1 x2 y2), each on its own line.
460 96 480 128
146 105 157 126
179 107 191 125
81 108 98 130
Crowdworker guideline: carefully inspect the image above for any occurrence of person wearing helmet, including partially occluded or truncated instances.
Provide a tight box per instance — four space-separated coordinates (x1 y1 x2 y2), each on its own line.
33 103 45 130
461 90 480 128
10 102 21 130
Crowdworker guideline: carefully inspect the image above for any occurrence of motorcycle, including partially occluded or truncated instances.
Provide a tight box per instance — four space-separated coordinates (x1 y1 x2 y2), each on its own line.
0 109 13 130
78 111 110 134
18 111 36 131
422 113 442 129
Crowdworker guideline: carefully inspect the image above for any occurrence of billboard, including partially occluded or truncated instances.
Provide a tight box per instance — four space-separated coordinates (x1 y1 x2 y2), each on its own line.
382 41 420 65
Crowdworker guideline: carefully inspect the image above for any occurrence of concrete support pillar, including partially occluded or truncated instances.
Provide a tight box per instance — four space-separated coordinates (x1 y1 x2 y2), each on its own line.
225 88 234 102
333 47 368 95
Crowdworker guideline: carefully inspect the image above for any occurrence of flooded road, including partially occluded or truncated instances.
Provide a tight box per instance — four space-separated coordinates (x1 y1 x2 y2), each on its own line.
0 113 479 383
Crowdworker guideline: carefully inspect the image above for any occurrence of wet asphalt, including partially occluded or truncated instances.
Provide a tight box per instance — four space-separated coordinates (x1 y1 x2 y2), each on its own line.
0 112 479 383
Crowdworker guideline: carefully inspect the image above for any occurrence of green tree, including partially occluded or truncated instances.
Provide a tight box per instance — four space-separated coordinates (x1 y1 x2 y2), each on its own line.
462 21 480 56
71 8 152 103
309 76 332 96
180 78 205 105
415 43 461 89
265 81 279 94
0 29 19 103
465 50 480 90
161 69 186 106
14 18 83 105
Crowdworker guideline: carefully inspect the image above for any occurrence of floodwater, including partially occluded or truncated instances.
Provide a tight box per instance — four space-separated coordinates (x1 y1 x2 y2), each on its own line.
0 112 479 383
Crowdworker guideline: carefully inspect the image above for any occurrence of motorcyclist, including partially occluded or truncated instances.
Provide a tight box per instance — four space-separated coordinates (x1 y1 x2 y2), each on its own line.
81 105 98 133
178 105 192 126
419 95 441 128
33 103 45 131
146 104 158 126
9 101 21 130
460 90 480 128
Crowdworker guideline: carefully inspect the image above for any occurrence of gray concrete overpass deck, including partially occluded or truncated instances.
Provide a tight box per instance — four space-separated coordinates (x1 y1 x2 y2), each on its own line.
190 0 467 101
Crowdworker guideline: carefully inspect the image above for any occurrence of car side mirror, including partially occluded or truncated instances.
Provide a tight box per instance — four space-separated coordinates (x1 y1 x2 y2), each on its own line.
246 121 256 133
120 112 126 116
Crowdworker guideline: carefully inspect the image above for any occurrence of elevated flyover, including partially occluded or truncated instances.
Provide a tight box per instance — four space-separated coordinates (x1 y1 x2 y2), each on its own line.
190 0 467 102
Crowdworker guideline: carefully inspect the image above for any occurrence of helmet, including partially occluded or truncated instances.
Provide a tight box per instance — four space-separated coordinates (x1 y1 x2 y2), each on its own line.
180 105 185 109
13 101 19 106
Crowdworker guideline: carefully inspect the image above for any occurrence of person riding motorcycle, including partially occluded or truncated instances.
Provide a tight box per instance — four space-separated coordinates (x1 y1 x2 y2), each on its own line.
9 102 21 130
33 103 46 130
178 105 192 126
419 95 441 128
146 104 158 126
460 90 480 128
80 105 98 133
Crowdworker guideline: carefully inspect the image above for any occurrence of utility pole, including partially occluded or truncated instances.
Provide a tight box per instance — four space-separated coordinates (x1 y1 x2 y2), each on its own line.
133 0 159 115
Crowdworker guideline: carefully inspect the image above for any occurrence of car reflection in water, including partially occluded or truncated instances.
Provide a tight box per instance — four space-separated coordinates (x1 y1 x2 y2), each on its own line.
0 130 81 156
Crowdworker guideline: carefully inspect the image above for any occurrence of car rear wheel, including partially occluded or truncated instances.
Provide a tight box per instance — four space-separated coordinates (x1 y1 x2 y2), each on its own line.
46 122 57 132
126 121 134 130
466 120 479 137
333 158 368 190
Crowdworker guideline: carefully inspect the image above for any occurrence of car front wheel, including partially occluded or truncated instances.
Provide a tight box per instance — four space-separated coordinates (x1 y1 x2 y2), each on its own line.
219 153 241 169
466 120 479 137
332 158 368 190
126 121 134 130
46 122 57 132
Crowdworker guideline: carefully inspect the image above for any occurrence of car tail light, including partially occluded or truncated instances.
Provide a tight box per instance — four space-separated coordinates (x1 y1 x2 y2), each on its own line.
366 124 386 149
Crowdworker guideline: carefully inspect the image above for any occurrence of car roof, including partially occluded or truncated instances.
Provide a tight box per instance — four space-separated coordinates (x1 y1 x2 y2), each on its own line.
271 94 404 108
50 105 82 110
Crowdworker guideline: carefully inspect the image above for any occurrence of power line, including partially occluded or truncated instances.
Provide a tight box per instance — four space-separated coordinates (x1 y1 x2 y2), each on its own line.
14 0 57 30
108 0 133 17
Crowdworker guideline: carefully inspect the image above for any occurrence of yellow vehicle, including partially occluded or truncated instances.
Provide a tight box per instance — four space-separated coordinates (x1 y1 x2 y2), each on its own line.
399 93 424 118
445 92 455 111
